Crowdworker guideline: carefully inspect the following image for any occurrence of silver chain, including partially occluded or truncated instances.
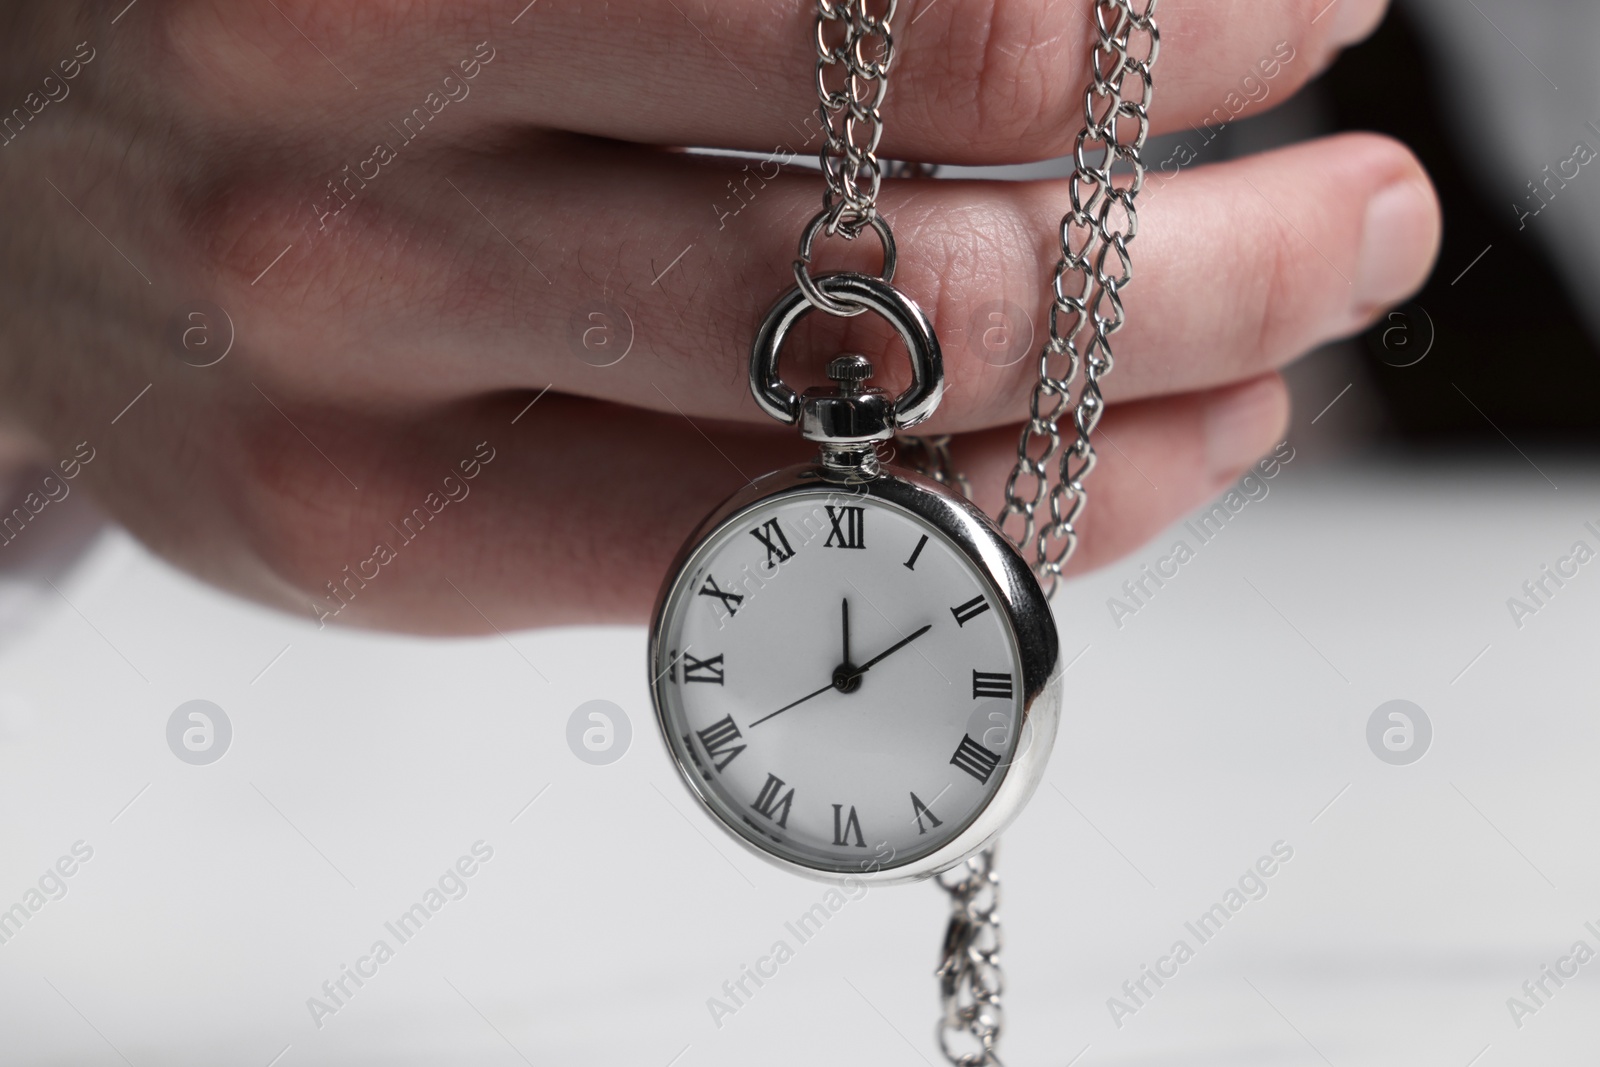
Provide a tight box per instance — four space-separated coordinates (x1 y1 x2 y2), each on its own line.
920 3 1158 1063
795 0 898 316
799 2 1157 1063
997 0 1159 598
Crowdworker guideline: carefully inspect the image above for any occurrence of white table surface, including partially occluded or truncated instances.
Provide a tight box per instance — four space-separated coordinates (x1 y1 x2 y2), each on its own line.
1 453 1596 1066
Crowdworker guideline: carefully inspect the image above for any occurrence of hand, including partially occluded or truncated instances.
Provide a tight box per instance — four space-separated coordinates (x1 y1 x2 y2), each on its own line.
751 622 931 727
0 0 1438 632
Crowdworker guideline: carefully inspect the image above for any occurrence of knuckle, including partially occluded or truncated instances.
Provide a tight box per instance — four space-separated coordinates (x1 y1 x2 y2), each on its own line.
1242 192 1321 366
913 0 1081 160
228 409 375 604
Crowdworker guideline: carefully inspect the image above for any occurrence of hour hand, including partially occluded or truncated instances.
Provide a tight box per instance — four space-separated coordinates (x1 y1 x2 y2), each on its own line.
843 624 932 680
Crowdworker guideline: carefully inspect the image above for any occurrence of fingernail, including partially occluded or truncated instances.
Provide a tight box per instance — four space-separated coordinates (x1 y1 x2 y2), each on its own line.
1330 0 1385 47
1204 378 1283 482
1353 179 1435 313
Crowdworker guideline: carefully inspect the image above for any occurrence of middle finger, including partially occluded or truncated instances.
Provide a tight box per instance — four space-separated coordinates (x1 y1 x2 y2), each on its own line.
209 132 1438 431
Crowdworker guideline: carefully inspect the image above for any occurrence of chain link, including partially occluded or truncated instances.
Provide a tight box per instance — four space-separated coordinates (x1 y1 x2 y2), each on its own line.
924 4 1158 1064
934 848 1005 1066
798 3 1158 1064
998 0 1159 599
795 0 898 315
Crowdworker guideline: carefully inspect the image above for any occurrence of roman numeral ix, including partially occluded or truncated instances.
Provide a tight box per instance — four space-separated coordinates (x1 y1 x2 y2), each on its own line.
683 653 726 685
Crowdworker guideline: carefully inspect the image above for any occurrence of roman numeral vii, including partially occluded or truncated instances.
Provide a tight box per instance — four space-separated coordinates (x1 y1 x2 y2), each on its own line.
751 773 796 829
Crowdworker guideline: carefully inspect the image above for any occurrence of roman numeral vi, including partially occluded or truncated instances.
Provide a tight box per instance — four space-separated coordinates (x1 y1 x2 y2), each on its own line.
831 804 866 847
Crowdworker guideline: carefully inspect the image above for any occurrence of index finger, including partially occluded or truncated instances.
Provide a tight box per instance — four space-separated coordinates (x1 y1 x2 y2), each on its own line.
157 0 1389 163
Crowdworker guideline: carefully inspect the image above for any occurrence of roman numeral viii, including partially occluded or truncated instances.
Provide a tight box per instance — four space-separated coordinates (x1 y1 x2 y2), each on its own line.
950 734 1002 784
751 773 796 829
824 505 865 549
683 653 725 685
971 670 1013 699
831 804 866 847
698 575 744 617
749 519 796 568
694 715 746 772
951 595 990 626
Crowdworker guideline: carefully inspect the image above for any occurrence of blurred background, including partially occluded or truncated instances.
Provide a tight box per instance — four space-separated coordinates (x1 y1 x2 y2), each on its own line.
3 2 1598 1064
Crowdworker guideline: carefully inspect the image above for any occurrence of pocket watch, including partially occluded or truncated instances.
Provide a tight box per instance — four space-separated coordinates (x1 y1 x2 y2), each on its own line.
649 272 1061 885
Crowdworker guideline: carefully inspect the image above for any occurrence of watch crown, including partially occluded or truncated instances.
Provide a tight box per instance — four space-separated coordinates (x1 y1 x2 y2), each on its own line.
826 354 874 396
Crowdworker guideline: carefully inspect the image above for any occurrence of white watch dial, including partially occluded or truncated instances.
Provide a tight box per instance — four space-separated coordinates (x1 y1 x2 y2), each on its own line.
655 488 1025 873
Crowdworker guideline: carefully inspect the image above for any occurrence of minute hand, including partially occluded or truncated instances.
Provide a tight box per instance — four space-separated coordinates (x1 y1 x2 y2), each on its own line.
843 624 932 680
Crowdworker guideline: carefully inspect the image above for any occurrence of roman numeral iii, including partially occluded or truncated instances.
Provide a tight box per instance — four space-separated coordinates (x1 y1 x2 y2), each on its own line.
695 715 746 772
751 773 796 829
950 734 1003 784
831 804 866 847
749 518 796 568
823 505 865 549
951 595 990 626
971 670 1013 699
683 653 726 685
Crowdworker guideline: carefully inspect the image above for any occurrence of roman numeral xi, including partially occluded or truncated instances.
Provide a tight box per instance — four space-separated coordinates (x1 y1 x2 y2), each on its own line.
749 518 796 569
